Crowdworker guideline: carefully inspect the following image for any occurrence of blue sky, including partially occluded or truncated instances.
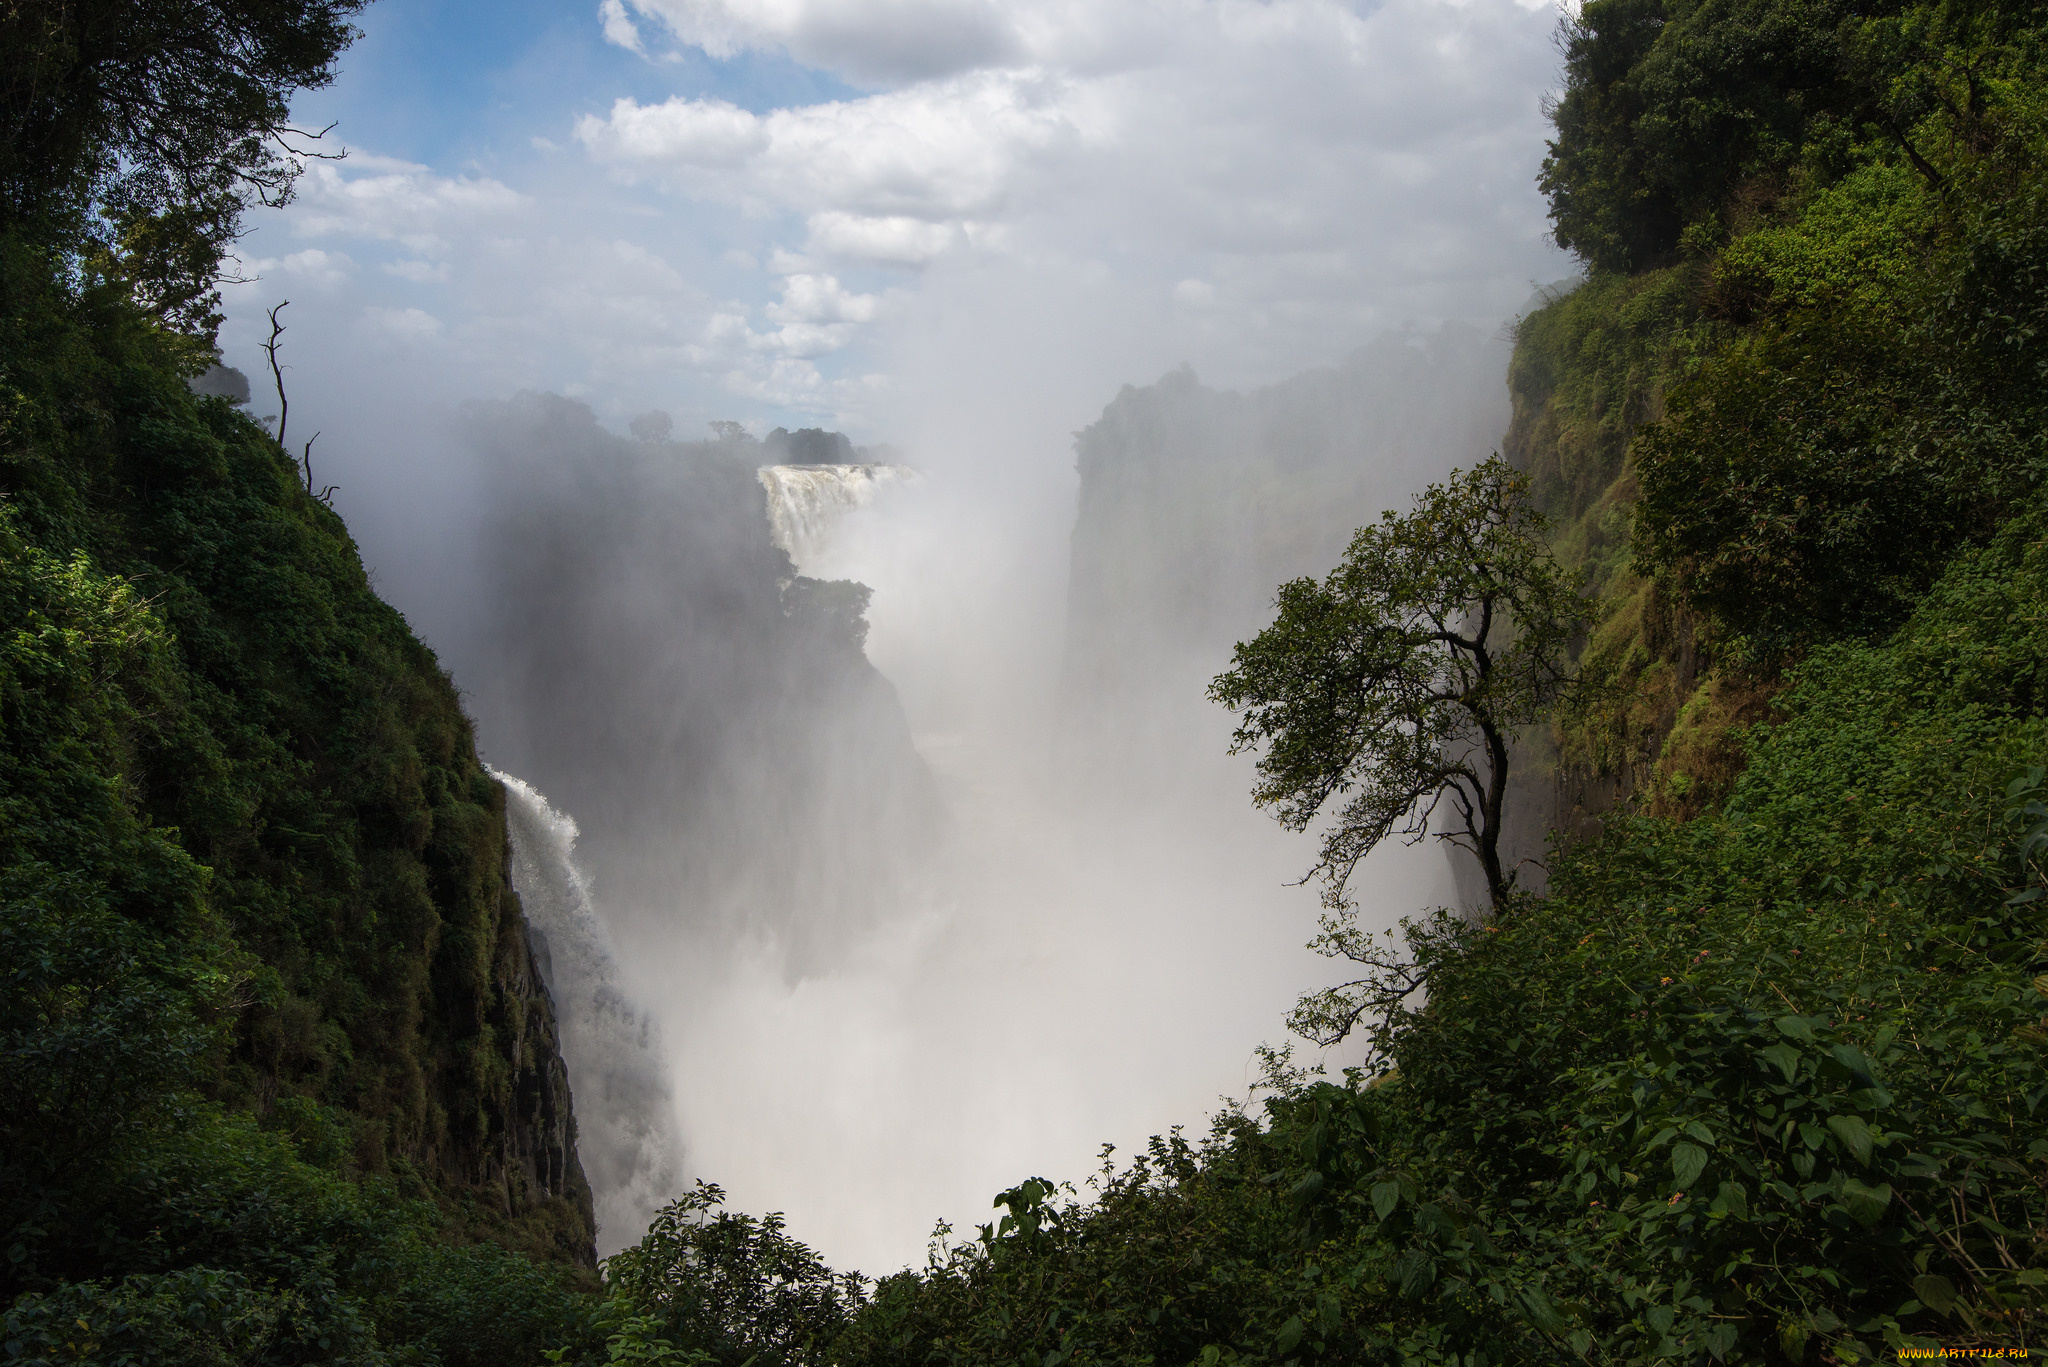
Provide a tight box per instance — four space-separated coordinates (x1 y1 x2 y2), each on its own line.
302 0 860 167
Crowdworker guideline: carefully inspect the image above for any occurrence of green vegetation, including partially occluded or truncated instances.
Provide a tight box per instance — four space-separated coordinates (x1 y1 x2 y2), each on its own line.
812 524 2046 1361
0 0 368 334
0 0 598 1360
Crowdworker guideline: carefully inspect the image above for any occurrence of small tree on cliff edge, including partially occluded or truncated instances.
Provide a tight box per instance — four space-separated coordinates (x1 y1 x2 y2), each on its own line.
1210 454 1587 932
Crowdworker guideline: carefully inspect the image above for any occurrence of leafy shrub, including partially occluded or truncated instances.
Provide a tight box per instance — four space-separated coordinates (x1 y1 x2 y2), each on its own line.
595 1183 867 1367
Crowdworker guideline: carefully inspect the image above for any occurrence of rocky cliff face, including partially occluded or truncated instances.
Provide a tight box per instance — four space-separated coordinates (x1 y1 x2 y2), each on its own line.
467 819 596 1261
1494 275 1779 891
448 396 943 980
1060 325 1513 798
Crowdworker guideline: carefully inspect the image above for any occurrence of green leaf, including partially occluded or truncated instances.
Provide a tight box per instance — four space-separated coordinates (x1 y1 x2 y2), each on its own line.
1682 1120 1714 1144
1826 1114 1874 1166
1396 1249 1435 1299
1775 1016 1816 1042
1760 1043 1801 1082
1516 1286 1569 1334
1671 1142 1708 1189
1838 1178 1892 1227
1370 1180 1401 1221
1275 1316 1304 1354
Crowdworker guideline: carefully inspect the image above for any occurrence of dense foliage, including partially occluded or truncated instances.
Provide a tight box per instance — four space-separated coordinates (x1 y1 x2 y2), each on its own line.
595 1184 869 1366
0 230 600 1355
0 0 604 1356
772 510 2043 1365
0 0 366 332
1539 0 2045 274
1563 0 2048 658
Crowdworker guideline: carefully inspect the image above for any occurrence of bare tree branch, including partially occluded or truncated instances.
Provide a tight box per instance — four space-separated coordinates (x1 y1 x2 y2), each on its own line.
262 299 289 449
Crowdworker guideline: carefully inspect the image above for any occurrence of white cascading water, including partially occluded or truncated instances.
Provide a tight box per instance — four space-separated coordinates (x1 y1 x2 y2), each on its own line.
758 464 918 566
494 768 685 1254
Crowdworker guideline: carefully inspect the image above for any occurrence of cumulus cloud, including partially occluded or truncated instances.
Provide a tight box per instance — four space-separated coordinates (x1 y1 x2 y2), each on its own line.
578 69 1083 221
805 212 954 266
288 155 526 254
366 305 445 340
241 247 357 290
610 0 1022 81
575 0 1565 346
599 0 645 52
225 0 1570 459
770 273 880 326
385 258 450 283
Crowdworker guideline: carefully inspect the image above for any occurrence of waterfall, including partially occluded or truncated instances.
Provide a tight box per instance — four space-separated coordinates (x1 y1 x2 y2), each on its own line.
494 768 684 1254
758 463 917 569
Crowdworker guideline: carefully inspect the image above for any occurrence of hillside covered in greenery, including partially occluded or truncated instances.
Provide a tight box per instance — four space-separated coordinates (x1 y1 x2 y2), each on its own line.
1 3 604 1361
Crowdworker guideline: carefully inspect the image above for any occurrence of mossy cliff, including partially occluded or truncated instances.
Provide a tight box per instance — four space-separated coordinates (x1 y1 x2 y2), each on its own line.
0 230 596 1360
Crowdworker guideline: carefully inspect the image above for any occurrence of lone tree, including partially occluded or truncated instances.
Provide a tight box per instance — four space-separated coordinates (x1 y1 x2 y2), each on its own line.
1210 456 1588 916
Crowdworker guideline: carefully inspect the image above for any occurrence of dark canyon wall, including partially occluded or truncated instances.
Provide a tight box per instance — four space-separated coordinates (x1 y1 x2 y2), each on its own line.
445 396 942 978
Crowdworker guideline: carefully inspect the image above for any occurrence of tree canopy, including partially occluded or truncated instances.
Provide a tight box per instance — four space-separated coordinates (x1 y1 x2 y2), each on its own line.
0 0 366 333
1210 457 1589 914
1539 0 2046 272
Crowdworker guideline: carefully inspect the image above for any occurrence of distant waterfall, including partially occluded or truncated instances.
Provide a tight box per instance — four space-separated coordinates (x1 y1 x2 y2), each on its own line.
495 768 684 1253
758 464 917 568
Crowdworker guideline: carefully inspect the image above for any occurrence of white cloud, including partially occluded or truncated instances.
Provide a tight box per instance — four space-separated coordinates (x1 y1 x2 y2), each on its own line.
806 212 955 266
574 0 1565 333
288 156 527 252
588 96 770 167
769 273 880 325
599 0 645 52
385 258 450 283
578 69 1085 221
612 0 1022 82
240 247 358 290
365 305 444 340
